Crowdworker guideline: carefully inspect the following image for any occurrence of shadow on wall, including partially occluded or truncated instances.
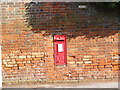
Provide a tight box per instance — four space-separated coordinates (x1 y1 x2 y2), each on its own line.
25 2 120 39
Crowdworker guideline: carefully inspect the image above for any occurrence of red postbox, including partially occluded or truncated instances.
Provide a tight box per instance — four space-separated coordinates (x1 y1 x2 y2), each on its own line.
54 35 67 65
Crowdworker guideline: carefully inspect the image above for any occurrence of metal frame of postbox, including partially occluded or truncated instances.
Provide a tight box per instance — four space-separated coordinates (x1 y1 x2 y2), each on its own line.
54 35 67 65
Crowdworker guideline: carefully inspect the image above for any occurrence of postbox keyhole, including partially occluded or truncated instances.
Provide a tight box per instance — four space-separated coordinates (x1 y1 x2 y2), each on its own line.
56 61 59 63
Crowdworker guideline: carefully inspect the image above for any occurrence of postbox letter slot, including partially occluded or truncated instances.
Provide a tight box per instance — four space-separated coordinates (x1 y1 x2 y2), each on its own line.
58 44 63 52
57 40 64 41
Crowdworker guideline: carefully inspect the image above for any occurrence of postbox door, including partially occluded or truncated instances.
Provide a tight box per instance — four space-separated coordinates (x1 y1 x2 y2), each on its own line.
55 43 65 65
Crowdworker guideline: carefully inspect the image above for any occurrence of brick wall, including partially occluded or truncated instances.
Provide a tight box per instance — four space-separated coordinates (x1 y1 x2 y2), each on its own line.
1 2 120 83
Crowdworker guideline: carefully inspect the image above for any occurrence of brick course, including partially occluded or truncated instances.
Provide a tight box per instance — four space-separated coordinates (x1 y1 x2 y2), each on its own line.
1 2 120 83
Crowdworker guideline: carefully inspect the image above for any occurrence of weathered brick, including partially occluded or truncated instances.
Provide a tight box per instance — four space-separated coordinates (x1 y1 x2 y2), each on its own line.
18 64 24 67
35 55 44 58
25 58 33 61
4 68 11 70
6 64 14 67
98 65 105 68
67 61 75 64
84 56 92 58
76 61 83 64
82 58 90 61
33 58 41 60
31 60 39 63
67 56 74 60
18 56 26 59
84 61 92 64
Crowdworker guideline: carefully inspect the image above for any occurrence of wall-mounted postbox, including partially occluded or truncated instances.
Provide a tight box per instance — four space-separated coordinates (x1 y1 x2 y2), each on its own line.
54 35 67 65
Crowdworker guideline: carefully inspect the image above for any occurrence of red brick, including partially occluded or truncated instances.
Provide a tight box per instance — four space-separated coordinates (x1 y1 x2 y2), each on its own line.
112 62 119 65
112 67 119 71
31 60 39 63
25 64 33 66
33 58 41 60
18 64 24 67
105 65 112 68
98 65 105 68
25 58 33 61
16 59 24 61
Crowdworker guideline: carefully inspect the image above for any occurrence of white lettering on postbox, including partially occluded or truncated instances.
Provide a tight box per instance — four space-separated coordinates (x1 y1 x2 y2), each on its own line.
58 44 63 52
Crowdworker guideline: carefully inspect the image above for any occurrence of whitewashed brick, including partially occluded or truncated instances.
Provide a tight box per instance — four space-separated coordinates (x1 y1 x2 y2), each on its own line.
84 61 92 64
19 56 26 58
